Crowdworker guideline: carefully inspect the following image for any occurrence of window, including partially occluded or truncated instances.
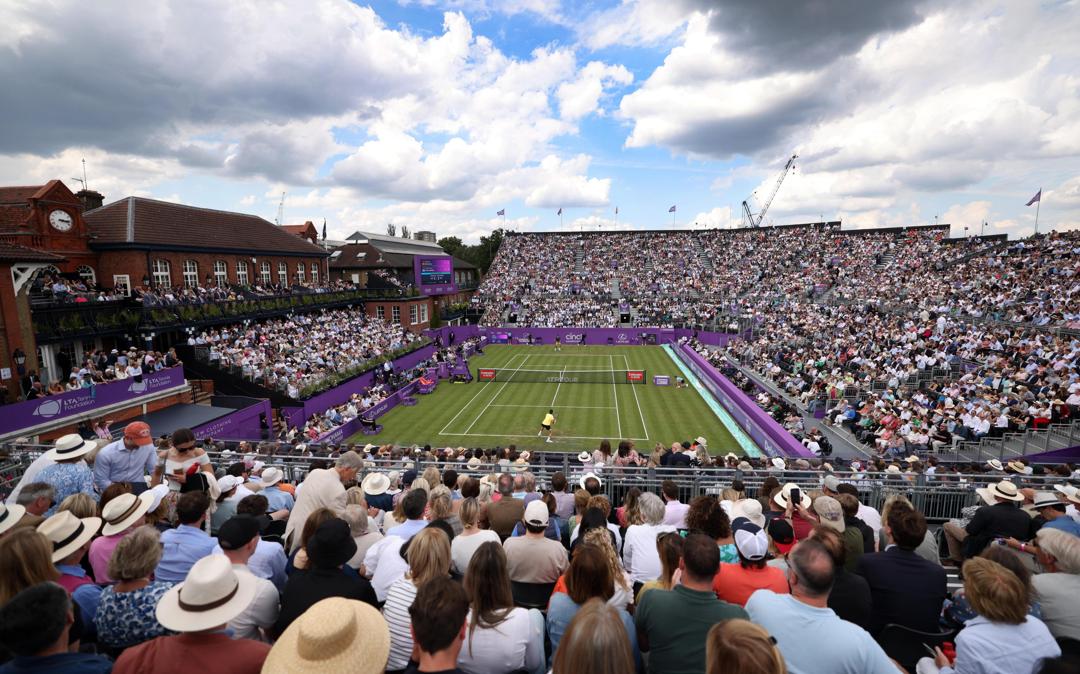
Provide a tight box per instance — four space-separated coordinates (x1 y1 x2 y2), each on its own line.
419 303 429 323
236 260 249 285
260 262 271 285
151 259 171 287
310 263 318 284
214 260 228 287
76 265 96 286
376 306 385 319
112 275 131 297
296 262 305 284
278 262 288 286
182 260 198 288
409 304 418 324
392 306 400 323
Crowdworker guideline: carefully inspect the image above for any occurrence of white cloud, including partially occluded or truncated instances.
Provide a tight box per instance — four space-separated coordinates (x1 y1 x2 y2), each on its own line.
690 206 742 229
557 61 634 121
576 0 693 51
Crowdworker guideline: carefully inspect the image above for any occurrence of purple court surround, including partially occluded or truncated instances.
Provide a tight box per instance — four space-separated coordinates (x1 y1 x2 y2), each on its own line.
424 325 729 347
190 399 273 441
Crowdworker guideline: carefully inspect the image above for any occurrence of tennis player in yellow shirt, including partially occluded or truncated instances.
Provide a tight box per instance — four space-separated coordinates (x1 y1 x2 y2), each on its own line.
538 408 556 443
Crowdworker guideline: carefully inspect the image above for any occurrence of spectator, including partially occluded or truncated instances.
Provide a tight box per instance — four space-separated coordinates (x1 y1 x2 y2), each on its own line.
89 490 154 584
274 518 377 638
483 474 525 540
217 516 280 642
835 482 882 538
636 533 749 674
837 493 875 561
264 597 389 673
810 524 873 631
37 510 103 630
383 527 453 671
0 583 112 674
713 519 788 606
458 542 544 673
256 467 294 512
923 557 1060 674
551 472 575 520
210 475 243 533
705 619 786 674
451 497 500 576
964 481 1032 558
149 427 213 494
155 490 217 583
1031 491 1080 537
0 528 61 606
661 480 689 528
342 504 384 571
35 434 98 516
0 503 27 539
283 451 362 552
569 496 622 551
552 599 636 674
942 544 1042 630
623 492 677 589
772 483 816 540
13 482 54 528
406 577 469 674
504 500 569 584
94 526 172 650
635 531 683 603
1032 528 1080 640
93 422 157 494
686 494 738 564
222 496 289 589
365 490 430 602
745 539 900 673
548 543 638 664
113 555 271 673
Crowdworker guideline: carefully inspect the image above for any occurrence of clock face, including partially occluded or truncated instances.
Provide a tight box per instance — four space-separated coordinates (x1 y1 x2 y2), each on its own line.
49 209 73 232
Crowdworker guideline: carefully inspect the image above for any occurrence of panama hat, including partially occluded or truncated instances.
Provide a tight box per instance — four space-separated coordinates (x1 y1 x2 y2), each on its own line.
146 484 170 514
37 511 102 562
1006 461 1027 474
770 458 786 470
100 491 154 536
731 499 766 528
986 459 1004 472
577 451 591 463
1032 491 1063 509
519 451 531 462
0 504 26 537
904 455 921 464
773 483 811 509
261 467 285 487
466 457 482 470
361 472 390 496
1054 484 1079 501
724 453 738 462
736 461 753 471
262 597 390 674
578 472 603 490
216 475 243 495
512 458 528 473
976 480 1024 505
156 555 258 632
885 465 901 474
695 437 708 447
44 433 96 461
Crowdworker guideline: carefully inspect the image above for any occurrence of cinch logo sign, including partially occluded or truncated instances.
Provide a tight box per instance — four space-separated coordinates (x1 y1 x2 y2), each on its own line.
479 369 496 380
563 334 584 344
626 371 644 382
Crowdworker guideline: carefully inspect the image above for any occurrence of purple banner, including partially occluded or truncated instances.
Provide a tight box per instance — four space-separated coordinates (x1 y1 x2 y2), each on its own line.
0 367 187 436
315 380 419 445
414 256 457 296
191 399 272 441
653 375 671 386
676 344 814 460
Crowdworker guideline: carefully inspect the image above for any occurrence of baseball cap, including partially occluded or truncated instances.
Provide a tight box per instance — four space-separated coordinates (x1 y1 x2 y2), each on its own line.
218 516 261 550
123 421 153 446
524 500 549 527
402 469 417 487
813 496 845 533
822 475 842 492
732 519 769 561
767 518 796 554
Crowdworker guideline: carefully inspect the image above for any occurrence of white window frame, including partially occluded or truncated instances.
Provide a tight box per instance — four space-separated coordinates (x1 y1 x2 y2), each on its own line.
260 262 271 285
76 265 96 286
236 260 249 285
409 304 418 325
214 260 228 287
376 305 385 319
392 306 401 323
182 260 198 288
112 274 131 297
419 303 429 323
278 262 288 286
151 259 171 287
296 262 305 284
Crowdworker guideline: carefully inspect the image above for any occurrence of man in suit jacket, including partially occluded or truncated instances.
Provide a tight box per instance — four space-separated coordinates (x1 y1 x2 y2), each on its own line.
964 481 1033 558
855 502 946 636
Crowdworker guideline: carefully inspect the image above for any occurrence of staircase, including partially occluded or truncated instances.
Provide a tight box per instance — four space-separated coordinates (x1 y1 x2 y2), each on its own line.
189 379 215 405
574 248 585 274
610 278 621 298
693 237 713 270
875 251 896 271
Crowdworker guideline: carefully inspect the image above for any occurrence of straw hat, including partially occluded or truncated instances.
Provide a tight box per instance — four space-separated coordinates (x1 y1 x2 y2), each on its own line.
736 461 753 472
466 457 482 470
695 437 708 447
904 455 920 464
1054 484 1079 499
44 433 96 461
511 458 528 473
261 467 285 487
724 453 738 462
986 459 1004 472
773 483 811 509
885 465 901 475
263 597 390 674
1032 491 1063 510
577 451 591 463
361 472 390 496
156 555 258 632
976 480 1024 505
731 499 766 528
37 511 102 562
101 491 155 536
1006 461 1027 474
0 504 26 537
770 458 786 470
578 472 603 490
146 484 170 514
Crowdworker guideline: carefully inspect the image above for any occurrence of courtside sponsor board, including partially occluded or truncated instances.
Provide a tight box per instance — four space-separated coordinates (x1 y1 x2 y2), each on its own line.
626 370 644 383
653 375 670 386
479 369 497 380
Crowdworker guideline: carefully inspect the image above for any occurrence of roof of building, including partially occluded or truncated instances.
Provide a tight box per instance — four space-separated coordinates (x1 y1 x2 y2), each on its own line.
0 241 65 263
280 222 319 238
84 197 328 256
329 243 476 272
0 181 68 229
343 231 446 256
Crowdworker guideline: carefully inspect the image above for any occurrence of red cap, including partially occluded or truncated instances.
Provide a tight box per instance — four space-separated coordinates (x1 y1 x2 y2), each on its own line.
123 422 153 444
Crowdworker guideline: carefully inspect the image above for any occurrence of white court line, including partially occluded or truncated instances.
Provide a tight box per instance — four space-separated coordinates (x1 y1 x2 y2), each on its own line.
461 354 531 435
489 404 617 409
550 364 566 408
623 353 651 440
610 354 623 439
441 432 650 441
439 353 523 435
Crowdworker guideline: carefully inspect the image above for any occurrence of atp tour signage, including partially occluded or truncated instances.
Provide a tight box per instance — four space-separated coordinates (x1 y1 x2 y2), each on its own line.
0 367 187 436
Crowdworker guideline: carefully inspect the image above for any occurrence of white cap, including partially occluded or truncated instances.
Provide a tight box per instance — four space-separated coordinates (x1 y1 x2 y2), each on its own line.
524 500 549 527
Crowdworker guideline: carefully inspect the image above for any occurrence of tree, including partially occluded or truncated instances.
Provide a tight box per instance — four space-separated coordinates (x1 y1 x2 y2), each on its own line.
438 236 464 258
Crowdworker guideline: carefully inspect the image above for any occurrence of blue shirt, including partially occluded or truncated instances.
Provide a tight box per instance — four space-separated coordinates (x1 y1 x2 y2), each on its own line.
155 525 218 582
38 463 97 516
261 485 294 513
57 564 103 630
939 615 1060 674
93 438 157 492
0 653 112 673
1044 516 1080 537
213 539 288 590
388 518 427 541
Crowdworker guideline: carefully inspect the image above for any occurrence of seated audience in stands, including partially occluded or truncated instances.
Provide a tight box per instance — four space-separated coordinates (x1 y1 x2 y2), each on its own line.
94 526 172 650
622 492 677 589
155 490 217 583
262 597 389 674
553 599 636 674
0 583 112 674
712 519 788 606
216 516 280 642
405 577 468 674
503 501 569 584
809 525 872 631
705 618 786 674
383 527 453 672
1031 528 1080 641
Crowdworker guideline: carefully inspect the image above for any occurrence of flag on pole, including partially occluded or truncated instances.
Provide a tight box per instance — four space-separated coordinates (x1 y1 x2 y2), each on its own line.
496 209 505 216
668 205 676 213
1026 190 1041 206
321 219 327 240
615 206 618 215
557 208 563 216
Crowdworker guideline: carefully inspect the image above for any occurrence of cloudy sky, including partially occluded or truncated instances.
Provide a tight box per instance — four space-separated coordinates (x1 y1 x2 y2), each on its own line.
2 0 1078 243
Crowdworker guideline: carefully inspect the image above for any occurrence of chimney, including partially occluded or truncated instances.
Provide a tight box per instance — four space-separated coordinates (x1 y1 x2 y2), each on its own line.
76 189 104 212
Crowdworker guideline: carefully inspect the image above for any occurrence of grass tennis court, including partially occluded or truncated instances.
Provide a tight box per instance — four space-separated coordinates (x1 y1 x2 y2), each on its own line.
347 344 745 454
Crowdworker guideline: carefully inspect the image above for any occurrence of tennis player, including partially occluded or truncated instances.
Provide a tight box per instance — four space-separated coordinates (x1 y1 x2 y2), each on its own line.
538 408 556 443
554 336 561 352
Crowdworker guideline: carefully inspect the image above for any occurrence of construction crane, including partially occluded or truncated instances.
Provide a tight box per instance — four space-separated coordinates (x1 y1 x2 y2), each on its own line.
741 154 797 228
275 192 286 225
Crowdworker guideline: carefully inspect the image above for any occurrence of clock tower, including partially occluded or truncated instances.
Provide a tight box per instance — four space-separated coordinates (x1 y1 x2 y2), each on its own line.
0 179 98 280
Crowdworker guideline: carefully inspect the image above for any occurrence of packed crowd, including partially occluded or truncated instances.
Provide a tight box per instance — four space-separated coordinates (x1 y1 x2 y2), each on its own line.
4 426 1080 673
14 346 182 403
191 308 423 399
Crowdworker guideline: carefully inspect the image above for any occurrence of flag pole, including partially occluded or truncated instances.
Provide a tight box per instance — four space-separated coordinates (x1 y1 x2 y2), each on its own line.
1034 187 1041 236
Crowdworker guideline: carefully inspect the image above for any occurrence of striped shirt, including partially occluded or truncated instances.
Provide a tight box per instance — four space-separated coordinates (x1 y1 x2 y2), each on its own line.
382 578 418 670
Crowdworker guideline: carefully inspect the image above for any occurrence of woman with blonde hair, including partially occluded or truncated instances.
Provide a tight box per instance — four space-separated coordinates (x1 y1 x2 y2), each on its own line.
57 493 98 519
428 485 462 535
706 619 786 674
567 488 591 537
94 526 172 650
452 497 500 575
383 526 452 671
551 599 635 674
583 527 633 609
0 528 60 605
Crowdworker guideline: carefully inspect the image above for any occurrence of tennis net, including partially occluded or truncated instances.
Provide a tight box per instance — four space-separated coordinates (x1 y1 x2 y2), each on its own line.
477 368 646 384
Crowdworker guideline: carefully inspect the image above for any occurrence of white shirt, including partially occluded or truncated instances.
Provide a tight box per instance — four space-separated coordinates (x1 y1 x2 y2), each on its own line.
227 564 280 642
856 503 882 537
451 530 501 575
457 607 543 674
937 615 1060 674
622 523 677 584
6 453 60 504
366 536 409 602
663 500 690 528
